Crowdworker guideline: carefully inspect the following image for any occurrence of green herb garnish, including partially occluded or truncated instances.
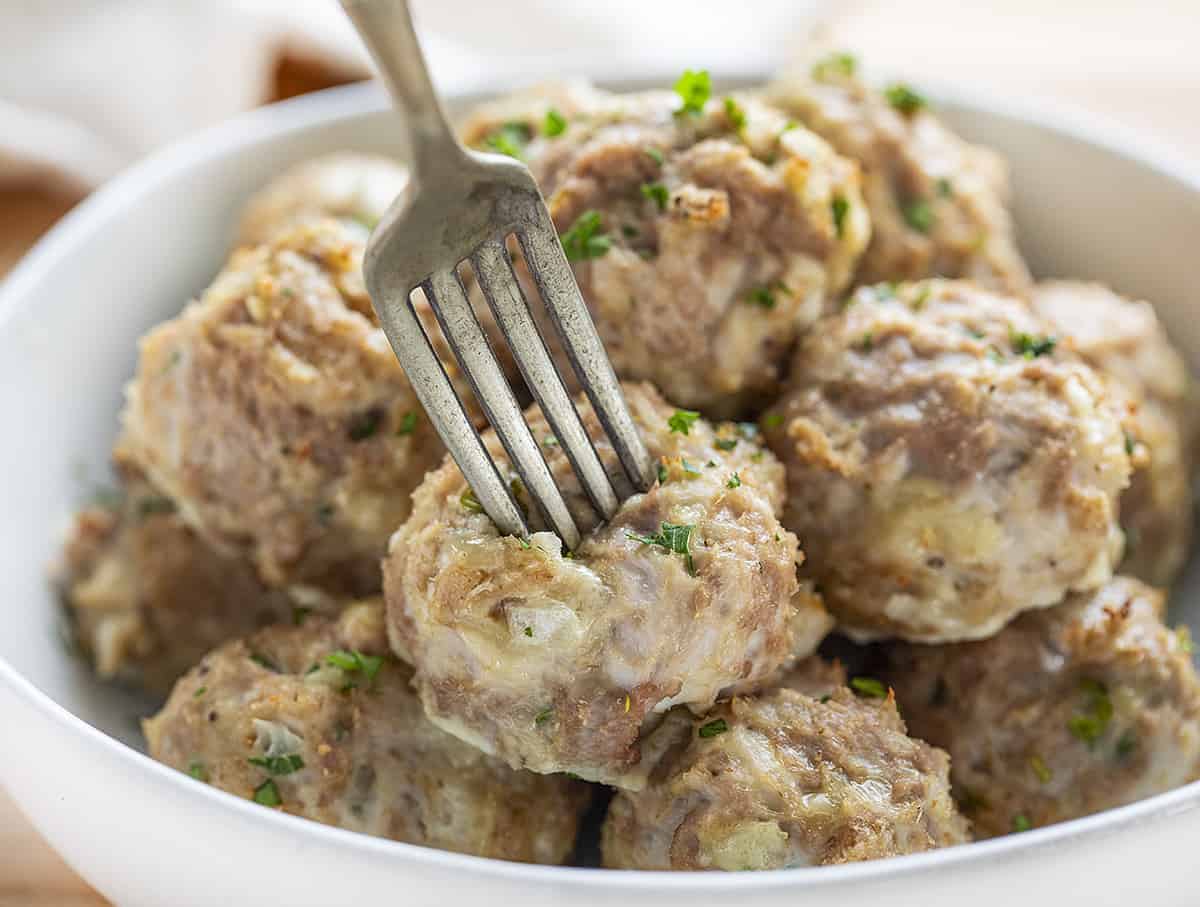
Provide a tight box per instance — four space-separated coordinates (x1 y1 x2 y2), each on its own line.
811 51 857 82
715 438 738 451
884 82 927 116
187 761 208 782
850 676 887 698
249 754 304 776
524 626 534 637
656 462 669 484
1011 331 1057 358
626 522 697 575
1115 730 1137 761
137 495 176 517
1012 814 1032 833
640 182 670 211
460 488 484 514
253 778 282 807
542 108 567 137
397 411 419 436
903 199 934 233
746 281 788 309
534 706 554 726
645 147 665 165
1030 754 1052 784
761 413 783 430
560 210 612 261
831 195 849 238
698 718 729 738
727 473 742 489
484 122 532 159
193 686 207 698
723 96 746 132
1067 678 1113 748
347 408 384 442
668 409 701 435
292 606 312 626
325 650 384 689
673 69 711 116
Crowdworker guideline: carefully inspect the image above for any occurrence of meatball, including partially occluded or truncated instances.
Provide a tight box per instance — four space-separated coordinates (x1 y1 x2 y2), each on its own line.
884 576 1200 838
236 152 409 246
384 382 832 787
766 54 1030 293
1032 281 1196 586
120 218 446 596
461 82 870 416
57 461 316 695
145 601 591 864
600 681 970 870
763 280 1131 642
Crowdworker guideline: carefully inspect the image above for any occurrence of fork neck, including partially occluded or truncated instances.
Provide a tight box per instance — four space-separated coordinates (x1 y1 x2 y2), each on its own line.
341 0 467 179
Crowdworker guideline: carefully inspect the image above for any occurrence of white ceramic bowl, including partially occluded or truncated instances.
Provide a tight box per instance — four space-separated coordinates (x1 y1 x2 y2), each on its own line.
2 79 1200 907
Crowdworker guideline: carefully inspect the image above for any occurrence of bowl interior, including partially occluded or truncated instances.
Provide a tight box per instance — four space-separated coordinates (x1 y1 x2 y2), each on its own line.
1 80 1198 758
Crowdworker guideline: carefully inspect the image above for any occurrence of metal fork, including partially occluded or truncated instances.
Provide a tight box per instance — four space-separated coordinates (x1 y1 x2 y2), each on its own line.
340 0 655 549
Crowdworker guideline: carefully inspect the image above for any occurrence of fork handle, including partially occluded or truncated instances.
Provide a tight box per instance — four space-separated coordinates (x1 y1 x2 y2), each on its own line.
340 0 464 176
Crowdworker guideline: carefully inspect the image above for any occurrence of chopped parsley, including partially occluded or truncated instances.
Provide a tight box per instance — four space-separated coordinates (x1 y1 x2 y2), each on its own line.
698 718 729 739
727 473 742 489
1115 729 1138 761
857 332 875 351
325 649 384 686
524 625 534 637
1030 754 1052 784
137 495 176 517
656 462 669 484
850 676 888 698
187 761 208 782
1124 432 1137 456
1011 331 1057 358
884 82 927 116
723 96 747 132
1012 814 1033 833
292 606 312 626
673 69 712 116
249 754 304 776
534 706 554 726
253 778 282 807
645 147 665 165
811 51 857 82
542 108 567 137
347 408 384 442
903 199 934 233
483 122 532 159
668 409 701 435
715 438 738 451
460 488 484 514
831 195 849 238
746 281 788 309
640 182 670 211
761 413 783 430
936 177 954 198
193 686 207 698
626 521 697 575
543 435 559 447
1067 678 1113 748
396 411 419 436
560 210 612 261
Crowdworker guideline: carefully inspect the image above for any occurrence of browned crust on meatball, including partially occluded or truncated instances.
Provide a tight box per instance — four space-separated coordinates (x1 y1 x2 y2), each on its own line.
145 602 591 864
384 382 831 787
601 685 969 870
764 279 1130 642
884 576 1200 838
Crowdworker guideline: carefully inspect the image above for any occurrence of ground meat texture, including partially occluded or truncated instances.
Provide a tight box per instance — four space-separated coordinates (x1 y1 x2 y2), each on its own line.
383 382 832 788
236 152 409 246
120 219 445 597
145 601 590 864
57 463 314 696
765 57 1030 294
461 84 870 417
763 280 1131 643
1032 281 1196 586
884 576 1200 838
600 684 969 870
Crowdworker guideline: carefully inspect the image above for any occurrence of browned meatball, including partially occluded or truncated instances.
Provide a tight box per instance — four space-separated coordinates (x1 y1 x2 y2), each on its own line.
145 601 591 864
600 680 969 870
763 280 1131 642
236 152 408 246
1032 281 1196 586
384 382 832 787
766 53 1030 293
120 218 445 596
462 82 870 416
57 461 315 695
884 576 1200 838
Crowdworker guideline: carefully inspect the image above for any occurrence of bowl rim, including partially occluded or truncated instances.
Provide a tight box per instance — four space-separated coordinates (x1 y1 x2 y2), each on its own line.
3 76 1200 891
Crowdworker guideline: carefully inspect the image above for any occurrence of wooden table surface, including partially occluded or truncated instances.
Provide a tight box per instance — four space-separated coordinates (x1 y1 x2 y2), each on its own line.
2 2 1197 904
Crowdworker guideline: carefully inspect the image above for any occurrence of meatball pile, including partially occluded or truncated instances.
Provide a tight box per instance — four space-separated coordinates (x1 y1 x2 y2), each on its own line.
884 577 1200 837
57 60 1200 874
146 601 591 863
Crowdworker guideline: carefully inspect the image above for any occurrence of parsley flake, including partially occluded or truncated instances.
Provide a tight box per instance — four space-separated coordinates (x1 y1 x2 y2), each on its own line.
560 210 612 261
761 413 783 430
831 195 850 238
396 411 418 436
524 626 534 637
535 706 554 726
673 69 711 116
727 473 742 489
884 83 927 116
483 122 532 159
253 778 282 807
850 676 887 699
347 408 384 442
641 182 670 211
626 521 697 575
187 761 208 782
1011 331 1057 358
656 462 669 484
668 409 701 434
193 685 207 698
715 438 738 451
249 754 304 776
1012 814 1033 833
645 147 665 165
1067 678 1113 748
460 488 484 513
325 650 384 690
698 718 729 738
811 51 857 82
292 606 312 626
723 96 746 132
542 108 567 137
903 199 934 233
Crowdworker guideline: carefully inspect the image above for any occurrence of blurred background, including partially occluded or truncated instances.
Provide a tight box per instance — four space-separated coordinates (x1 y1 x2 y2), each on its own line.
0 0 1196 903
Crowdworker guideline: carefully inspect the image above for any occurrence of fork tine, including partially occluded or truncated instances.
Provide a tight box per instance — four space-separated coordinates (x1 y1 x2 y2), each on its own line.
472 239 621 523
516 215 657 493
372 284 528 538
425 268 582 549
